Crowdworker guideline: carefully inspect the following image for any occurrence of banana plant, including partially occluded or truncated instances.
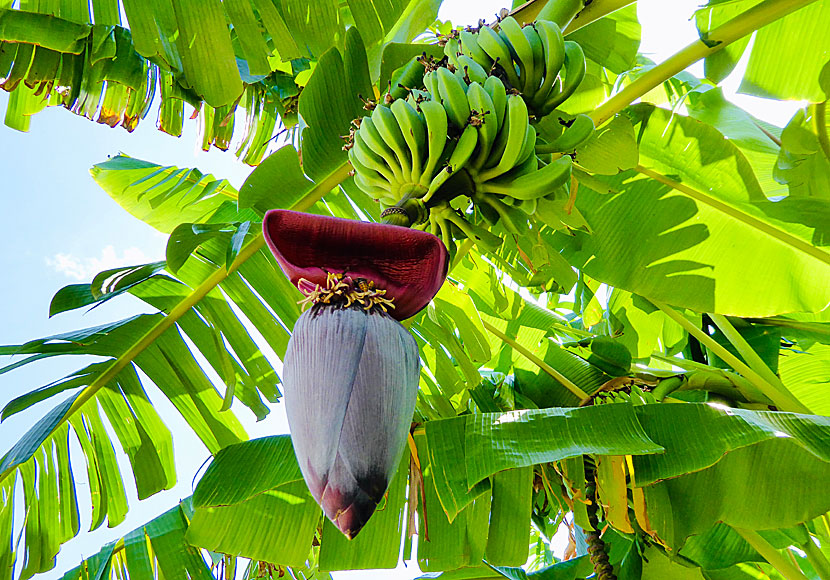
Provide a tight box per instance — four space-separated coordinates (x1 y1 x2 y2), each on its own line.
2 0 830 579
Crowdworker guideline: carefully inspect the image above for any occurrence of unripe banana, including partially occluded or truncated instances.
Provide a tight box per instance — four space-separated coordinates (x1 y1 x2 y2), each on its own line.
543 41 586 113
460 30 493 70
536 114 595 154
425 123 479 200
372 104 413 181
443 36 461 66
466 81 498 169
456 55 488 85
523 24 545 98
498 17 535 95
534 20 565 108
423 70 441 102
388 57 425 100
435 66 471 129
358 116 404 180
477 155 573 200
391 98 427 180
484 75 507 129
478 94 530 182
419 100 450 187
351 130 400 183
477 25 521 88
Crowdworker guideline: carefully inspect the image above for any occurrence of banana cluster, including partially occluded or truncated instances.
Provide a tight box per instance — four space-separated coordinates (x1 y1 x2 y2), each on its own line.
346 96 450 205
445 17 586 119
348 57 576 257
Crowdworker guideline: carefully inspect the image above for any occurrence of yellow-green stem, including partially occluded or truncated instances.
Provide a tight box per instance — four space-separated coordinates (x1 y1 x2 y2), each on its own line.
734 528 810 580
0 161 352 485
482 319 589 399
815 102 830 161
535 0 585 29
801 529 830 580
650 301 811 414
590 0 819 127
709 314 804 410
511 0 633 33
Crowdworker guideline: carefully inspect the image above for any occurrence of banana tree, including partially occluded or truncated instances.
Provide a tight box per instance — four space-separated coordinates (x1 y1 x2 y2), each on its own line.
2 0 830 579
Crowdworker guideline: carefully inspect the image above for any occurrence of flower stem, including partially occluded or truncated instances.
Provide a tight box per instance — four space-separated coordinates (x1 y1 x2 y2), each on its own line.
734 528 810 580
590 0 819 127
481 319 590 399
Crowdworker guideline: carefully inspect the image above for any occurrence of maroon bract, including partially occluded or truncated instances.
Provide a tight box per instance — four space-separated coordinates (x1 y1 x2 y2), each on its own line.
263 209 448 320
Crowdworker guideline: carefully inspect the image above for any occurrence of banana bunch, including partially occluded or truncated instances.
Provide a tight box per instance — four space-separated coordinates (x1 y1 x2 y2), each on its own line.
451 17 587 119
347 96 460 206
349 57 576 257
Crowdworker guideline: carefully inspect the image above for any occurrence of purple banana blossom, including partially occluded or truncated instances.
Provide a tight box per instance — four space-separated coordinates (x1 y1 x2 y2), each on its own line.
263 210 448 538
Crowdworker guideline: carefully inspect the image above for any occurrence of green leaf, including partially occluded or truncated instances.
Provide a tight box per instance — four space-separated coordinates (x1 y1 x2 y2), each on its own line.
484 467 532 566
170 0 242 106
0 9 90 53
187 480 320 566
566 4 640 74
739 2 830 102
425 417 492 522
632 403 830 486
416 432 493 572
239 145 314 212
572 114 638 175
465 406 664 485
90 156 238 233
193 435 302 508
779 342 830 417
558 106 830 317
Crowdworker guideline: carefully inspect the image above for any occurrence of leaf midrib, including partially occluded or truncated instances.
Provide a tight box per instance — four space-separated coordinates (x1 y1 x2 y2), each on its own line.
0 161 351 485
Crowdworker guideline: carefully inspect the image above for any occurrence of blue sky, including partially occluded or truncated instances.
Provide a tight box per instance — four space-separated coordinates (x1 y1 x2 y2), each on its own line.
0 1 804 578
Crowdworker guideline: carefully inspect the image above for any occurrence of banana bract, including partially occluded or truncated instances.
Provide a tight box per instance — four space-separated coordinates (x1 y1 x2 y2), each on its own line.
283 306 419 539
263 209 448 320
262 210 448 538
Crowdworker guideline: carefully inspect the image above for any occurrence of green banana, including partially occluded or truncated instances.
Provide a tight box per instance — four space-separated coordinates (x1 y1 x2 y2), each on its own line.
442 207 503 251
466 81 498 169
419 100 450 187
498 17 535 95
435 66 471 129
536 113 595 153
543 41 586 113
478 94 530 182
388 57 425 100
534 20 565 108
372 104 413 181
477 25 521 88
460 30 492 69
484 75 507 129
443 36 461 66
390 98 427 181
474 193 525 234
423 69 441 102
353 169 398 204
425 123 478 200
358 116 404 182
351 130 399 183
477 155 573 200
523 24 545 99
456 55 488 85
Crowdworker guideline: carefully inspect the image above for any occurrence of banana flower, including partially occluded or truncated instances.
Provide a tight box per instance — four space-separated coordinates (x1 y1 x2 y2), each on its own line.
263 209 448 538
